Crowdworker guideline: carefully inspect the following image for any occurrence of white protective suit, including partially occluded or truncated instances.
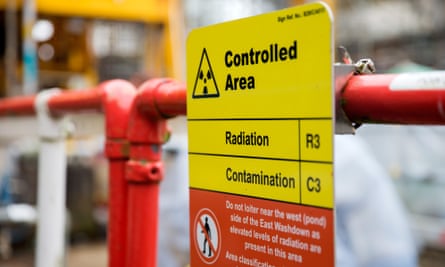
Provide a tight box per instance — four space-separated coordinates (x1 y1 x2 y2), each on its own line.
335 134 418 267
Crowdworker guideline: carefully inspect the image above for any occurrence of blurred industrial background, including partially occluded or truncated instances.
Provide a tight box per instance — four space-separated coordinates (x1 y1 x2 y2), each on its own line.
1 0 445 266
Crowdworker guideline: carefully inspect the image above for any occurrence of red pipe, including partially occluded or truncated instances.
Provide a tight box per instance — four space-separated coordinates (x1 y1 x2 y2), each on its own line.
125 78 181 267
0 81 130 118
342 73 445 125
106 159 128 267
47 89 103 116
125 147 163 267
100 80 137 267
136 78 187 118
0 88 103 117
0 80 138 267
0 78 184 267
2 73 445 127
154 80 187 117
0 95 36 116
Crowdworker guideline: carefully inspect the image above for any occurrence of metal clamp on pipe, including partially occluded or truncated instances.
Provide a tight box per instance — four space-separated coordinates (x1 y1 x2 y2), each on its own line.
35 89 76 140
335 47 377 134
334 64 355 134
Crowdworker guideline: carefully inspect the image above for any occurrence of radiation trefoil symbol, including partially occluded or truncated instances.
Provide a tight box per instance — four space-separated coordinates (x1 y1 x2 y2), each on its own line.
192 48 220 99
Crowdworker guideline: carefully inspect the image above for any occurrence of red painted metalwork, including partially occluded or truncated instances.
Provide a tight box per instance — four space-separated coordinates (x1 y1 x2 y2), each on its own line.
124 78 178 267
0 78 187 267
101 80 136 267
107 159 129 267
0 95 36 116
0 80 138 267
342 73 445 125
136 78 187 118
47 89 103 116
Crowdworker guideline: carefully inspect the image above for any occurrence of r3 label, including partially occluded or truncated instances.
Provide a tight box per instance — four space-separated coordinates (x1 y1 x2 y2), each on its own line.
306 133 320 149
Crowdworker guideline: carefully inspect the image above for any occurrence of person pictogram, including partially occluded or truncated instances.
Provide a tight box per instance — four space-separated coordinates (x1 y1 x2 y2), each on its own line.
201 216 212 257
194 208 221 264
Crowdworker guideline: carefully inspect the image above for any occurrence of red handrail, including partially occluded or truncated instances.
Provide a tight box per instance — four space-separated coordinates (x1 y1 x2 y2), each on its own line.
0 95 36 116
342 73 445 125
2 74 445 126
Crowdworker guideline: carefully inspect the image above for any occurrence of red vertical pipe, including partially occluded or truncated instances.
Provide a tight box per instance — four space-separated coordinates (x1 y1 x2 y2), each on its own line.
126 146 163 267
126 182 160 266
125 79 173 267
106 159 128 267
100 80 136 267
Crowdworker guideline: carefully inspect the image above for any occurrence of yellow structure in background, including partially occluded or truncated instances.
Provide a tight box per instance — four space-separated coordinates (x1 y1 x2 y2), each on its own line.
0 0 182 96
34 0 169 23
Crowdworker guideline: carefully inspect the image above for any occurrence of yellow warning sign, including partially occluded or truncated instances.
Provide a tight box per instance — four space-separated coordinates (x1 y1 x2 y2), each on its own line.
188 3 335 266
192 48 220 98
187 2 334 200
187 3 333 120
